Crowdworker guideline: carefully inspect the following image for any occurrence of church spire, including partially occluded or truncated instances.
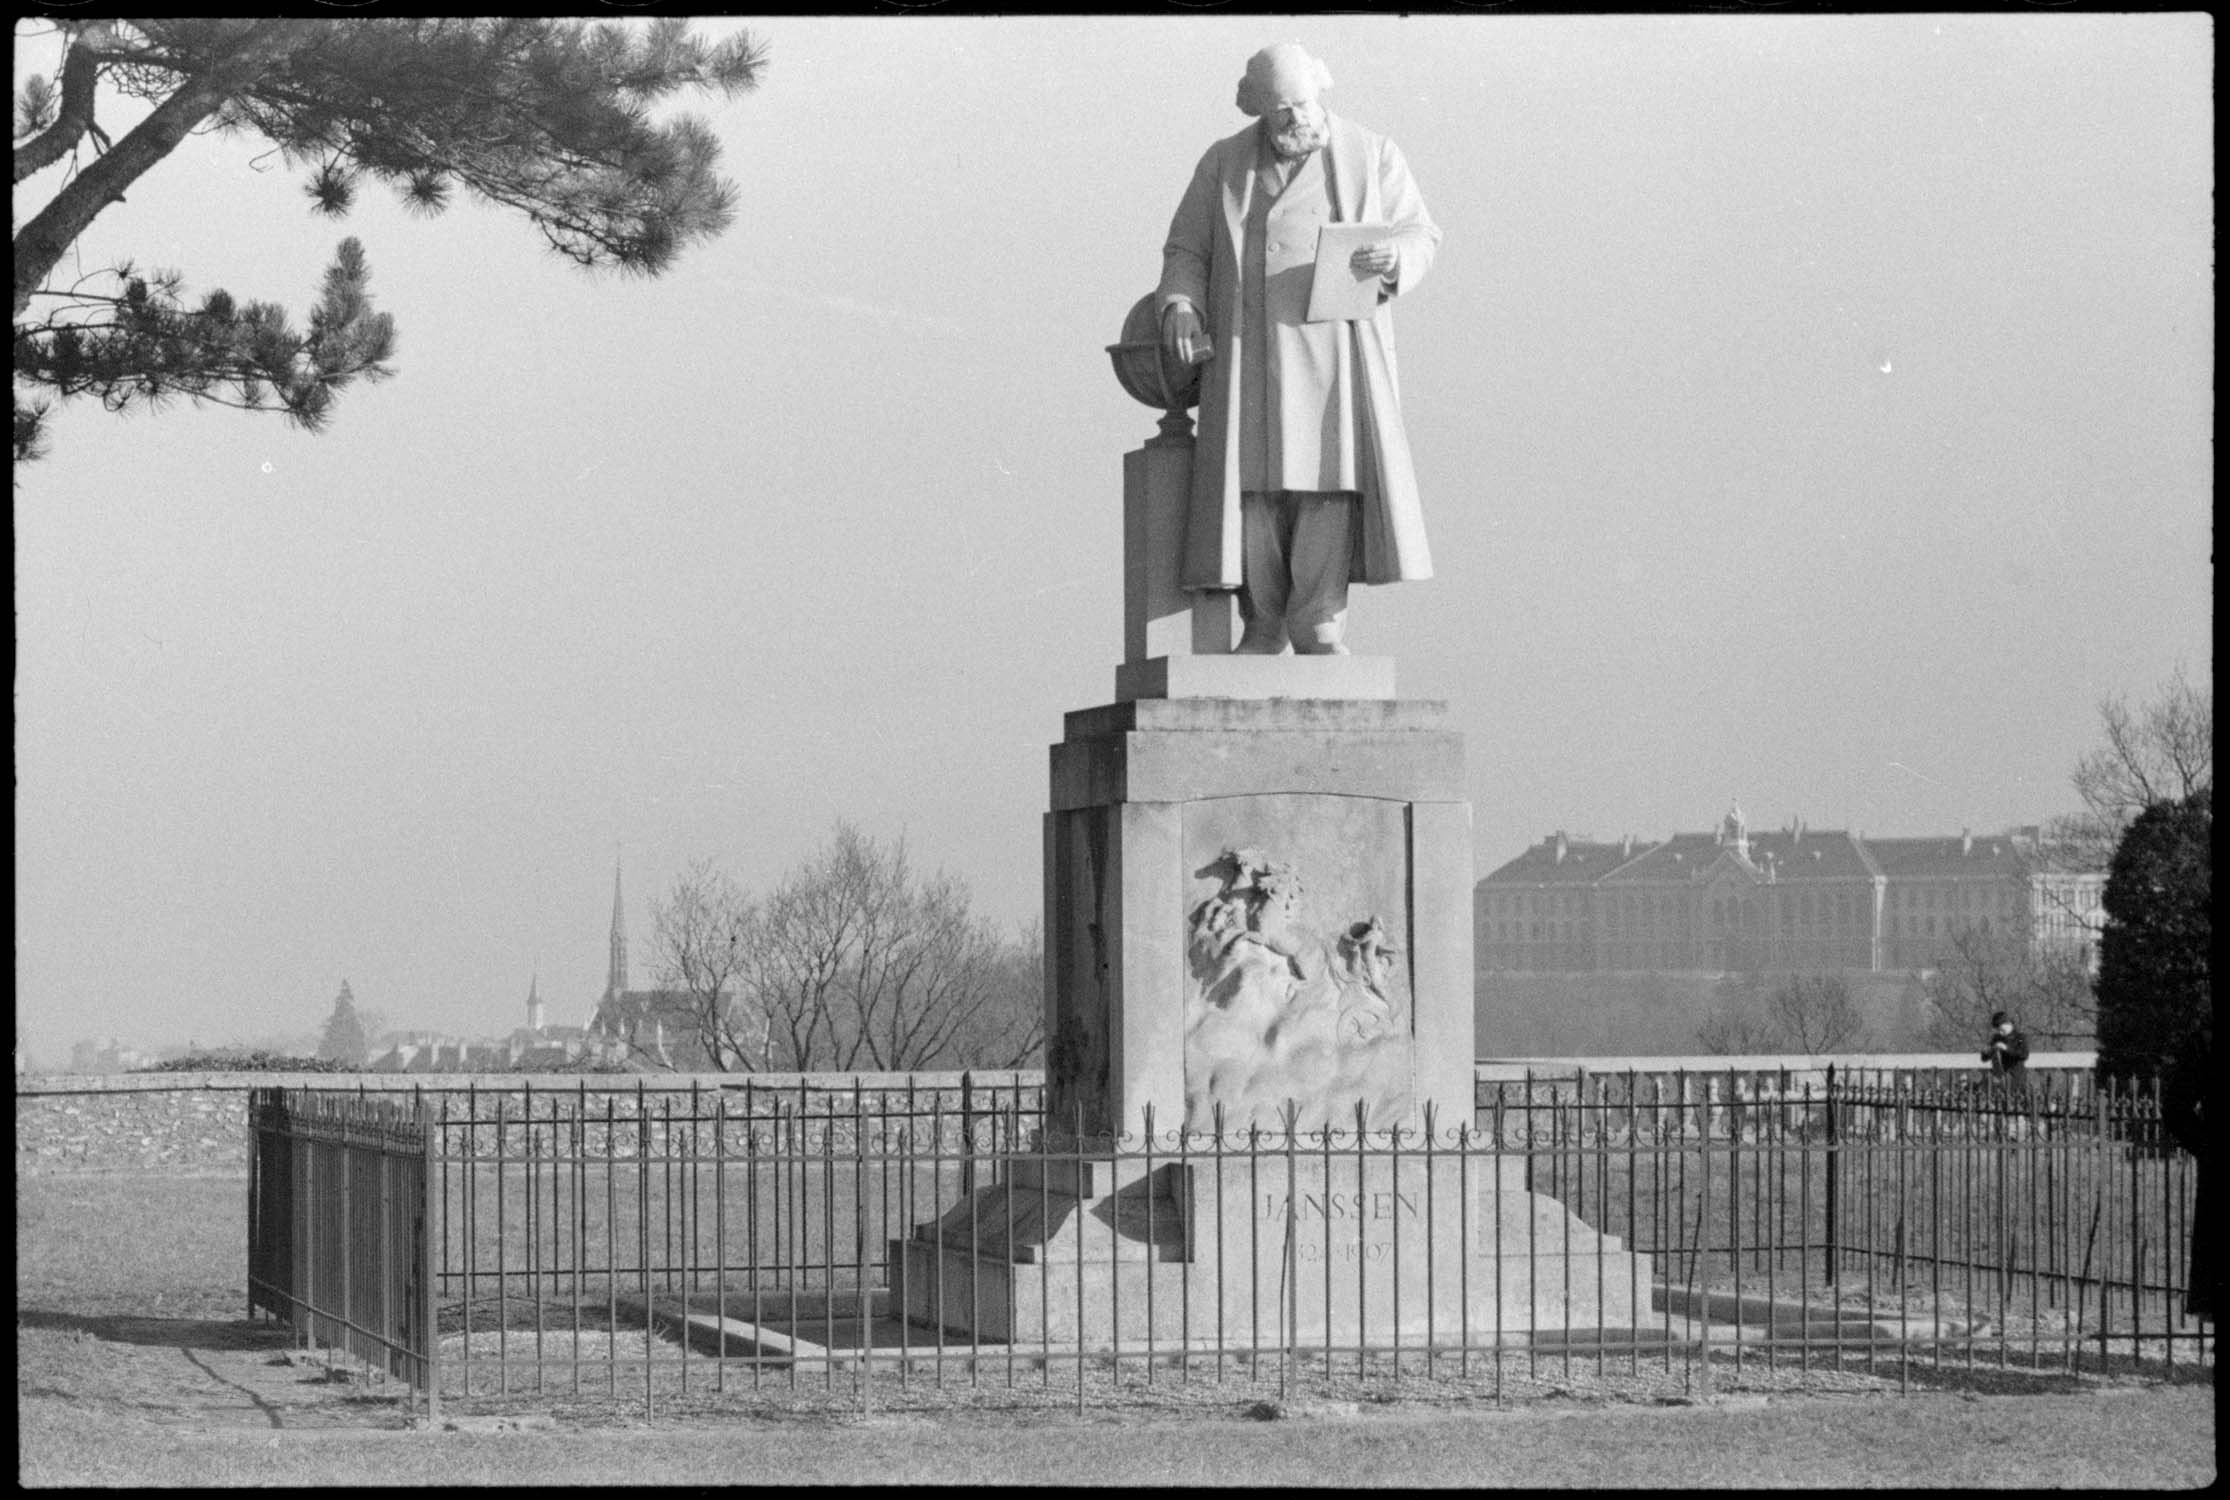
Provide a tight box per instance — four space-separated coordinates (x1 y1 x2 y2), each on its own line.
606 855 628 1002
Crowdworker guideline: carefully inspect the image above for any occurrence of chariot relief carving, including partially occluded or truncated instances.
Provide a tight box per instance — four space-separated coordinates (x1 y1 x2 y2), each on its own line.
1183 847 1414 1132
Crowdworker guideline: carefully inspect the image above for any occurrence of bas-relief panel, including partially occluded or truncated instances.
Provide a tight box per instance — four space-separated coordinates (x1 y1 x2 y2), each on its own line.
1181 794 1414 1132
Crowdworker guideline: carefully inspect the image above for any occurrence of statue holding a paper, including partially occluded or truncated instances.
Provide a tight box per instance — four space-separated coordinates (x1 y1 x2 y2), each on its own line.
1157 42 1442 656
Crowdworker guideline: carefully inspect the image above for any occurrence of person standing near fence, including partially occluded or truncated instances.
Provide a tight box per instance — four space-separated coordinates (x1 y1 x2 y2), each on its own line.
1981 1011 2030 1095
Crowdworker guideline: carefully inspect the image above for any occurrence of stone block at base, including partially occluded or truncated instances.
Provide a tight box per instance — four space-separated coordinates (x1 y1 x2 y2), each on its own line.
1115 654 1396 703
895 1153 1651 1348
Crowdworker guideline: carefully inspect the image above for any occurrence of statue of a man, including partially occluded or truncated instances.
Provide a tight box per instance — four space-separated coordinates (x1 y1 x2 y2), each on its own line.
1157 43 1441 656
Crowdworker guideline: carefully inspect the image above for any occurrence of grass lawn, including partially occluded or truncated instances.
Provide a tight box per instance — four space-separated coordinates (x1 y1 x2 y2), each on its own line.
17 1170 2216 1487
19 1171 249 1323
19 1384 2219 1487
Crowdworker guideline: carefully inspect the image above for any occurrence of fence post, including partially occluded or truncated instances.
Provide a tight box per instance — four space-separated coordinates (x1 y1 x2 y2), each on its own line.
960 1071 976 1200
421 1102 441 1426
246 1088 266 1323
299 1093 317 1354
336 1106 352 1379
246 1091 259 1323
1824 1063 1839 1288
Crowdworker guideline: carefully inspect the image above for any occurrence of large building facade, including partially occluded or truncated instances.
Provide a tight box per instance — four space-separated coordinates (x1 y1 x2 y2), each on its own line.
1476 805 2103 975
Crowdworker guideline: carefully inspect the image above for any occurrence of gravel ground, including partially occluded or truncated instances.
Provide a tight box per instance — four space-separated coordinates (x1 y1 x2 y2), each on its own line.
20 1373 2218 1488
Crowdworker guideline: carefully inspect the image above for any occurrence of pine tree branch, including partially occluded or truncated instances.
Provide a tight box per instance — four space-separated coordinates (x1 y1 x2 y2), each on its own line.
12 27 117 184
16 238 394 429
13 20 321 317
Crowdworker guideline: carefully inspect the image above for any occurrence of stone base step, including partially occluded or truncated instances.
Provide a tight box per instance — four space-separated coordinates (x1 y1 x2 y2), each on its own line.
893 1238 1652 1344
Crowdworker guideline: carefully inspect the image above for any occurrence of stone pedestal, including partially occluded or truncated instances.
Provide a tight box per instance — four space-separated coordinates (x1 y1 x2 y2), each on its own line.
1123 429 1231 661
1042 695 1475 1138
894 684 1652 1346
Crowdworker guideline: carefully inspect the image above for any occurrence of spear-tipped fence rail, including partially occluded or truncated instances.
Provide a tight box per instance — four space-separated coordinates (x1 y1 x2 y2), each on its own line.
247 1088 440 1420
246 1066 2207 1416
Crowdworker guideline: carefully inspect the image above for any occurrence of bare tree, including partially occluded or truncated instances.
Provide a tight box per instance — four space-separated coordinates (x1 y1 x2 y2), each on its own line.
748 826 877 1071
1696 1007 1782 1056
737 823 1043 1073
633 827 1044 1075
1696 971 1867 1055
1768 974 1869 1054
1695 972 1781 1055
843 869 1006 1071
647 857 765 1072
2037 666 2214 898
946 919 1046 1069
1921 919 2095 1051
2073 664 2212 834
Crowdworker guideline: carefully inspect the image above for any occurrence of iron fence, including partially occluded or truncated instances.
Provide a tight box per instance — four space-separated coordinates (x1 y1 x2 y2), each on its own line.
247 1088 438 1418
1505 1070 2203 1390
249 1070 2209 1417
1474 1058 2107 1127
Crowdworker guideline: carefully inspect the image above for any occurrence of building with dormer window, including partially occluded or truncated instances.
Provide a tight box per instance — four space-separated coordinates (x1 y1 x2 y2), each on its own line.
1476 804 2102 976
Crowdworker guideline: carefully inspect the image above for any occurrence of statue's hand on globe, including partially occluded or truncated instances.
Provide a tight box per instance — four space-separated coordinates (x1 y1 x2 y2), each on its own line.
1110 294 1204 412
1161 303 1211 367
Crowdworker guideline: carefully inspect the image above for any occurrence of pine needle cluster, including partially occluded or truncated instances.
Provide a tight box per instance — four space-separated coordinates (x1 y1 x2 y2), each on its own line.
13 17 768 462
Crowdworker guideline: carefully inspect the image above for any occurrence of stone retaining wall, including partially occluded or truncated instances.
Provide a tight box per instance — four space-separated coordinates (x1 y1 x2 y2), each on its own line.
23 1055 2070 1175
17 1077 263 1174
14 1071 1043 1175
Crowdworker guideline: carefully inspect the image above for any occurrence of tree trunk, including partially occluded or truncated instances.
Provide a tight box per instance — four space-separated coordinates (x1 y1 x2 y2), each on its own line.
13 21 319 316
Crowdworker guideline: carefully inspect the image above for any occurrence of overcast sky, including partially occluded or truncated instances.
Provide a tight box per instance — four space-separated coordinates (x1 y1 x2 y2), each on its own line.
14 14 2212 1058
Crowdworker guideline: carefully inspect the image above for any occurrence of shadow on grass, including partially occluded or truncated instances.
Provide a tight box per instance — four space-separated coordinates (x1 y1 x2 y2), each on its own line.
436 1295 664 1336
17 1307 296 1352
1704 1342 2215 1399
176 1345 290 1428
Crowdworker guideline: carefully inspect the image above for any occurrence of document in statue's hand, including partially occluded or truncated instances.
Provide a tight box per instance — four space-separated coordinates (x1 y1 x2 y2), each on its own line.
1306 223 1393 322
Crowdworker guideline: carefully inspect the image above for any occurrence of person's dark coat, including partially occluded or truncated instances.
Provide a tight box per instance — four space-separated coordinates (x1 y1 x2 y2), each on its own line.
1981 1025 2031 1092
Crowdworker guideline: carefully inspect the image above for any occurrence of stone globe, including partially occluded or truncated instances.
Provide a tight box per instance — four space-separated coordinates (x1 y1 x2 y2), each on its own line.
1107 293 1202 412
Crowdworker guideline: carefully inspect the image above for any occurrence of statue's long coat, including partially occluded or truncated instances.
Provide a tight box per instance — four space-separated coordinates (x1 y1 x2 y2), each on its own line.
1157 114 1441 590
